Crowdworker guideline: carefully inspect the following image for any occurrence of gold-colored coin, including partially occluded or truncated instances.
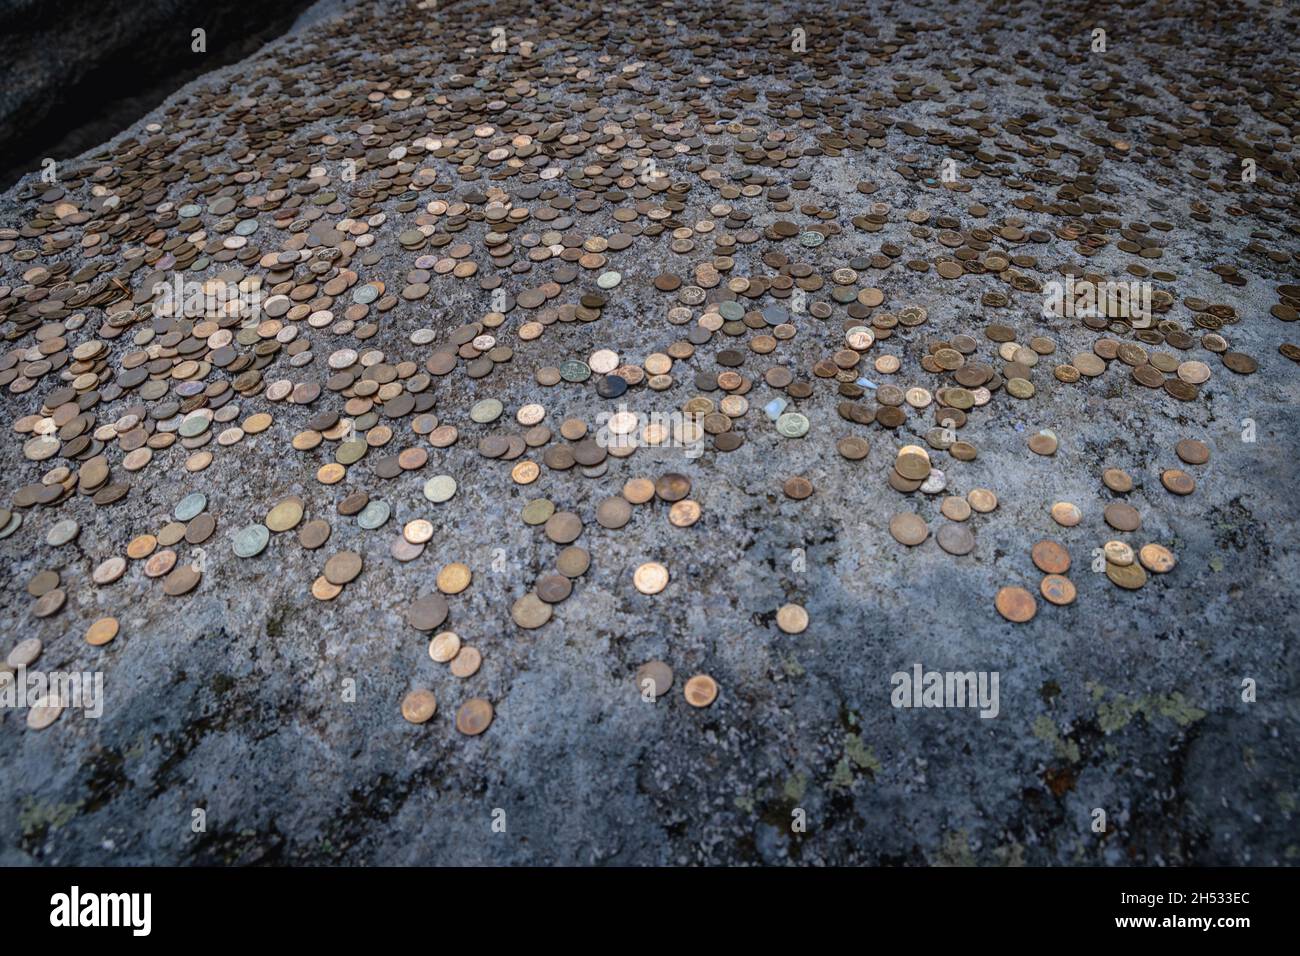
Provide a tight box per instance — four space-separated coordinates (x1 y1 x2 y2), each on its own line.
776 603 809 634
1139 543 1176 573
401 689 437 724
85 617 119 646
429 631 461 663
437 562 472 594
633 562 669 594
668 500 701 527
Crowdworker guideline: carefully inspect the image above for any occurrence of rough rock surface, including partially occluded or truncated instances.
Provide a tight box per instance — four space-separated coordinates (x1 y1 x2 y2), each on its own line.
0 0 1297 865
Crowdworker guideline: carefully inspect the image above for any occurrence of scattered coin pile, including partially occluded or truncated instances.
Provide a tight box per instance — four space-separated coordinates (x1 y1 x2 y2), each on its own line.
1 0 1297 737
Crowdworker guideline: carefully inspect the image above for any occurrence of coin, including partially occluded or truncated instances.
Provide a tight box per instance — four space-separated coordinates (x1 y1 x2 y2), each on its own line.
776 603 809 634
995 586 1037 623
967 488 998 513
450 645 482 679
234 524 270 558
684 674 718 708
437 562 472 594
635 661 674 699
889 512 929 546
511 592 553 629
27 696 63 730
623 478 656 504
324 551 363 585
1161 469 1196 495
668 500 702 527
634 562 669 594
1104 502 1141 532
423 475 457 502
936 522 975 556
407 593 449 631
1139 543 1177 573
1040 575 1076 606
266 497 305 532
1031 540 1071 574
783 476 814 500
544 511 583 543
1106 561 1148 590
596 497 633 529
1051 502 1082 527
7 638 42 668
1175 439 1210 465
456 698 493 735
429 631 461 663
401 689 437 724
556 546 591 577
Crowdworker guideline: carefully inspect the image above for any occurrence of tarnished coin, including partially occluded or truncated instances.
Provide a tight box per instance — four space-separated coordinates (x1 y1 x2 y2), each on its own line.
27 695 64 730
936 522 975 556
967 488 998 513
889 512 929 546
1161 469 1195 495
1175 439 1210 465
406 593 449 631
7 638 42 668
234 524 270 558
450 645 482 679
1139 543 1177 573
437 562 472 594
1104 502 1141 532
1031 540 1071 574
424 474 457 502
324 551 363 585
1051 502 1082 527
456 698 493 735
401 689 437 724
511 592 553 629
1106 561 1148 590
1040 575 1077 606
635 661 674 700
556 546 591 577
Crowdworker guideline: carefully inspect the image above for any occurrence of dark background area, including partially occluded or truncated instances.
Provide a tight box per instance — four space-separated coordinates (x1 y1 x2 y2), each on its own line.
0 0 316 191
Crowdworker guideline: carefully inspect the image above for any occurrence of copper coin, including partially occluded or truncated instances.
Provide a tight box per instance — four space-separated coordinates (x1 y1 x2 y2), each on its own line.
536 574 573 603
633 562 669 594
163 564 201 596
1051 502 1082 527
401 689 437 724
1102 468 1133 493
889 512 929 546
684 674 718 708
511 592 553 628
668 500 701 527
450 645 482 679
1139 543 1177 573
783 476 813 500
1106 561 1148 590
1040 575 1076 606
1031 540 1071 574
298 519 332 550
1175 439 1210 465
995 586 1037 623
1103 502 1141 532
86 617 119 646
623 478 656 504
1161 469 1195 495
776 603 809 634
655 473 691 502
456 698 493 735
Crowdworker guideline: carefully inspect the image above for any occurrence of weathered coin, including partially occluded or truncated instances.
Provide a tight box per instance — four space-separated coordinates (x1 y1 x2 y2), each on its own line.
324 551 363 585
456 698 493 735
1051 502 1082 527
776 412 809 438
450 645 482 679
1138 543 1176 573
511 592 552 629
407 593 449 631
175 492 207 521
298 519 331 550
1161 469 1196 495
776 603 809 634
26 695 64 730
623 478 656 504
1104 540 1135 566
967 488 998 513
684 674 718 708
544 512 583 543
1031 540 1071 574
941 496 971 521
635 661 674 700
1102 468 1133 493
783 476 814 500
7 638 42 668
46 519 80 546
423 474 457 502
1104 502 1141 532
556 546 591 577
1106 561 1148 590
995 586 1037 623
234 524 270 558
1175 439 1210 465
163 564 202 596
93 556 127 585
596 497 633 529
936 522 975 556
401 689 437 724
357 500 391 529
889 512 929 546
1040 575 1076 606
266 497 305 532
634 562 669 594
